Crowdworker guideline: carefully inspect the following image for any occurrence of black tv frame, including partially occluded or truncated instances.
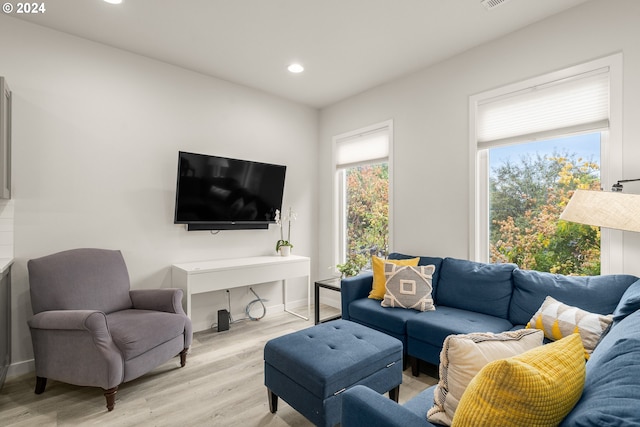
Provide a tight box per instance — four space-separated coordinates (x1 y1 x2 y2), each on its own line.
174 151 286 232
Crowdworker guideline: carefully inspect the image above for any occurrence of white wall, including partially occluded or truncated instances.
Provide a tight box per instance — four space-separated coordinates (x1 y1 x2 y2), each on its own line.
0 15 319 376
318 0 640 277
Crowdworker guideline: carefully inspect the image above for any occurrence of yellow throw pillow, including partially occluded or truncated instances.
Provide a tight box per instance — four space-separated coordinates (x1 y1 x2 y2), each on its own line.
526 295 613 359
369 256 420 300
452 333 586 427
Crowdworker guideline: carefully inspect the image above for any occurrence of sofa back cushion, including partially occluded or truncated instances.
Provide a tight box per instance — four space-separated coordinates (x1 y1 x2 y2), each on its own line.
560 310 640 427
388 253 443 296
509 269 638 326
435 257 516 319
612 279 640 325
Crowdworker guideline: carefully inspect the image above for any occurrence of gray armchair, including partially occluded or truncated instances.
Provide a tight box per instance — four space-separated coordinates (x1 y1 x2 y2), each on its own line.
27 248 192 411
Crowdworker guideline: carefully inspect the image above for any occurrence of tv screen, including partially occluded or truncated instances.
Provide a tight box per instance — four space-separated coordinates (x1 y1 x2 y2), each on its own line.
174 151 286 230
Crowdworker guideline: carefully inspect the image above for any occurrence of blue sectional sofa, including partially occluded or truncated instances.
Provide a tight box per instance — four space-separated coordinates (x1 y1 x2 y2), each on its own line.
341 253 637 374
340 253 640 426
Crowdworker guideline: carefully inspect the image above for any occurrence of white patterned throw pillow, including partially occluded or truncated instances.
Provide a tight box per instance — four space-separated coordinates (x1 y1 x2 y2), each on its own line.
381 263 435 312
527 295 613 359
427 329 544 426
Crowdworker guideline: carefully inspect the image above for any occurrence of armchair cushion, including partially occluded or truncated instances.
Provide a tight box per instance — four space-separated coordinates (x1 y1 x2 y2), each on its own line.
107 309 188 360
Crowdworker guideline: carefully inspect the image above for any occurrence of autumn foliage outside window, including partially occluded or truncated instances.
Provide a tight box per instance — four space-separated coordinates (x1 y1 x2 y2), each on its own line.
343 163 389 270
489 147 601 276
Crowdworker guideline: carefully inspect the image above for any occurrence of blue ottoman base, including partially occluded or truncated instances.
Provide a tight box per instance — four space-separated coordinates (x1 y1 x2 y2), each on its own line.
264 319 403 427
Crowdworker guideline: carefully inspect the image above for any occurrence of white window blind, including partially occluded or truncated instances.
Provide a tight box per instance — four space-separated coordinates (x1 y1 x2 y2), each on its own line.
335 128 389 169
477 68 610 149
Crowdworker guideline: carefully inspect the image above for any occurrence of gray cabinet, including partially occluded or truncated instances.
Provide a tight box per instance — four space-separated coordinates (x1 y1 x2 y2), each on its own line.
0 264 10 390
0 77 10 199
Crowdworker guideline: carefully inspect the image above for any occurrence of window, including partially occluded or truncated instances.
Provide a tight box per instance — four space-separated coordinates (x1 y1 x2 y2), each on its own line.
488 133 601 275
333 121 393 270
470 54 622 274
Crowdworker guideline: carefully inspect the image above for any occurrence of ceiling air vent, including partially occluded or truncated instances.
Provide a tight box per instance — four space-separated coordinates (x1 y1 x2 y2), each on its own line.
481 0 512 10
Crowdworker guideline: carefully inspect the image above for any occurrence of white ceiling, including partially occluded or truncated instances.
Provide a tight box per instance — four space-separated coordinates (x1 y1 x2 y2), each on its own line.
13 0 592 108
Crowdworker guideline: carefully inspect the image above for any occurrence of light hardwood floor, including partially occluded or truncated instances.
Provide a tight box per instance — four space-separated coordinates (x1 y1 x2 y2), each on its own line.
0 307 437 426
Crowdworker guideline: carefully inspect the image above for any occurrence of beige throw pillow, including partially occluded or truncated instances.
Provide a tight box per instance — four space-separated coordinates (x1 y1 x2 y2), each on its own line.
427 329 544 426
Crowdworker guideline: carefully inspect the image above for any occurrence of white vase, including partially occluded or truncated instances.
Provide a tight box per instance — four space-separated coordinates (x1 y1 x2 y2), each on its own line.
280 246 291 257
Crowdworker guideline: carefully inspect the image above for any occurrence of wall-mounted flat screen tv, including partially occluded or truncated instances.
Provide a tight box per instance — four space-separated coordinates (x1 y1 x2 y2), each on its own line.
174 151 286 231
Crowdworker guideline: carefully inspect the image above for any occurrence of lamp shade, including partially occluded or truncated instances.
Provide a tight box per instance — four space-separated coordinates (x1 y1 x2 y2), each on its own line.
560 189 640 233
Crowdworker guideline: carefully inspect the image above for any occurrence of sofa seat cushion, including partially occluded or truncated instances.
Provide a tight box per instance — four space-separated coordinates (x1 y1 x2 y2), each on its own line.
107 309 187 360
348 297 422 336
436 258 515 320
406 307 514 349
561 310 640 426
509 269 637 326
404 385 436 422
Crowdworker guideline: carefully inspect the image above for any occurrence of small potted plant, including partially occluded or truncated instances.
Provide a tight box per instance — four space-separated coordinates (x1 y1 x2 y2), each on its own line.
336 254 368 277
275 207 296 256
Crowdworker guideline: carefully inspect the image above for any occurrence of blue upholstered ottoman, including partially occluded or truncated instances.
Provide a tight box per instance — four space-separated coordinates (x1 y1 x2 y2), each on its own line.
264 319 403 427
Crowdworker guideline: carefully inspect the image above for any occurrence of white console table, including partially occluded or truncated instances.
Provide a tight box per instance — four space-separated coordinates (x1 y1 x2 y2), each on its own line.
171 255 310 329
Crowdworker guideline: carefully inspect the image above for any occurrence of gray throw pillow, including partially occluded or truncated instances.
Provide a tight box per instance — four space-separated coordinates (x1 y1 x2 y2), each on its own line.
381 263 436 312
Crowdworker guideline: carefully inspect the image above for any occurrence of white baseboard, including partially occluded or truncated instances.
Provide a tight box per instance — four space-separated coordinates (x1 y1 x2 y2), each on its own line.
7 358 35 380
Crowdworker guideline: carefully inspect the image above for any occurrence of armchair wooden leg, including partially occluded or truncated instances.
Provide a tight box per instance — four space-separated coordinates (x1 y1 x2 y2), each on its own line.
104 386 118 411
179 348 188 367
34 376 47 394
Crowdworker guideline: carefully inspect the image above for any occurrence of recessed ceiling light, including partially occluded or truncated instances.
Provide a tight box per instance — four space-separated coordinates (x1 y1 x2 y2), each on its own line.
103 0 123 4
287 63 304 74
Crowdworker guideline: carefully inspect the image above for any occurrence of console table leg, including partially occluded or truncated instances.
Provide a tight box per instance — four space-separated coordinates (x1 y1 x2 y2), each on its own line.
283 278 310 321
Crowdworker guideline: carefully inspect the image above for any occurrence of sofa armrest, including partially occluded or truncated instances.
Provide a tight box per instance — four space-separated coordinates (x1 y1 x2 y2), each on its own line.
130 288 185 315
342 385 428 427
28 309 108 332
341 271 374 321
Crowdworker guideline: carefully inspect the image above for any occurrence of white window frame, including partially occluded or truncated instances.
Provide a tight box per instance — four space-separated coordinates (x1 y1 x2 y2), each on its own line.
469 54 623 274
332 120 394 267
